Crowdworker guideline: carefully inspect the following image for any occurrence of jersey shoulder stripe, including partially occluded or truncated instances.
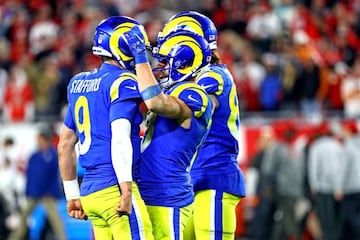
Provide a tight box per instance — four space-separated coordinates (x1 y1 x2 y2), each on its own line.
110 72 138 102
169 82 209 118
196 70 224 96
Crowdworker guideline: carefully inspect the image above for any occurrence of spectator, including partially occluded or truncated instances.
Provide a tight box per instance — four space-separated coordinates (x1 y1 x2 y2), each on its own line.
8 126 66 240
325 62 347 113
300 129 322 240
339 121 360 240
0 67 8 117
0 136 26 206
341 58 360 119
249 126 278 240
0 158 15 239
308 123 345 240
297 56 323 122
46 50 74 119
232 44 265 111
32 54 61 120
8 7 30 63
272 125 305 240
28 4 59 61
259 52 283 111
246 2 282 54
3 64 34 122
273 0 297 30
277 37 301 112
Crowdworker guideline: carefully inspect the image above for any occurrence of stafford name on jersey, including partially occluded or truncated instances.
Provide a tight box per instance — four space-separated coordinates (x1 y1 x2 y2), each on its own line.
70 78 102 93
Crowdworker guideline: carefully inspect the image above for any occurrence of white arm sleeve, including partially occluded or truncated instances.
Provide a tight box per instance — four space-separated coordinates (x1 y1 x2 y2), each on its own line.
111 118 133 184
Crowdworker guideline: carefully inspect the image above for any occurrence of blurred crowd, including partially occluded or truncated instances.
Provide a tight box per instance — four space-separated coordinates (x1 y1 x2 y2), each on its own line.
1 0 360 122
244 119 360 240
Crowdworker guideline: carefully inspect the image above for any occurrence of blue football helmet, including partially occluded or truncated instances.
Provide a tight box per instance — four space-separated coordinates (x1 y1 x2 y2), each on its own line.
154 30 211 89
92 16 149 70
158 11 218 50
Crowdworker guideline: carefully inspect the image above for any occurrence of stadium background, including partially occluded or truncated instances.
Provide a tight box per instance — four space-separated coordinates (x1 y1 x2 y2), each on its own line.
1 0 360 239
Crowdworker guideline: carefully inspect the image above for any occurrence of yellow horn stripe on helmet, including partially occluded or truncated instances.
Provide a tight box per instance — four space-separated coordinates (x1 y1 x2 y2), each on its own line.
163 16 204 38
109 22 137 61
159 35 203 75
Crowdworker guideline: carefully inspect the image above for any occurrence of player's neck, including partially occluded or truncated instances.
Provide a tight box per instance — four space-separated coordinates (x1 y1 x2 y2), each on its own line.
105 59 123 69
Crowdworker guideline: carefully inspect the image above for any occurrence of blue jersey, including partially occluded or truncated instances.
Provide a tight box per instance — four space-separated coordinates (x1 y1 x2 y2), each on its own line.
26 146 62 199
139 81 213 207
193 64 246 197
64 63 143 196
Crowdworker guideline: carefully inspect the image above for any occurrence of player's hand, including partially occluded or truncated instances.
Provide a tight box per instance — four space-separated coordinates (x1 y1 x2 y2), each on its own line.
116 193 132 217
334 190 343 201
66 199 88 220
122 25 148 64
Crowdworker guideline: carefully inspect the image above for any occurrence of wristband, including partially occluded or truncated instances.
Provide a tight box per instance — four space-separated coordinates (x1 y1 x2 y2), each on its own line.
141 84 161 100
134 50 148 64
63 179 80 200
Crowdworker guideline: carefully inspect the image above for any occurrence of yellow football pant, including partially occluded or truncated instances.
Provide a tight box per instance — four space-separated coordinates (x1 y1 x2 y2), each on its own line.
183 190 241 240
146 204 193 240
81 183 153 240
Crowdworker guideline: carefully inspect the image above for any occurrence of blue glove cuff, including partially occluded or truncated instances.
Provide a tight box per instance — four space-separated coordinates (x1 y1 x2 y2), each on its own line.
134 51 148 64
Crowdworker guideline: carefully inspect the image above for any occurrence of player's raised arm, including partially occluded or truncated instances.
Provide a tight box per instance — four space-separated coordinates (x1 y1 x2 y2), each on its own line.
120 25 192 121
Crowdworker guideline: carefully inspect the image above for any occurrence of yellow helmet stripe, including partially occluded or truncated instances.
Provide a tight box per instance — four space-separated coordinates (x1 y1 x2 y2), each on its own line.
163 16 204 38
109 22 150 62
109 23 136 61
159 35 203 75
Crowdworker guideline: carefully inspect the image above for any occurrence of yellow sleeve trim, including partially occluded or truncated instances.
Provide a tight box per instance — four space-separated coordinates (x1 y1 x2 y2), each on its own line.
197 71 224 95
170 83 209 118
110 73 137 102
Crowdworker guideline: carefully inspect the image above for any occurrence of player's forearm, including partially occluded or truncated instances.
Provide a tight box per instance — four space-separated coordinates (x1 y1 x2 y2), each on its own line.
135 63 190 118
58 128 80 200
136 63 158 91
135 63 165 110
119 181 132 197
58 125 78 180
58 148 77 180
